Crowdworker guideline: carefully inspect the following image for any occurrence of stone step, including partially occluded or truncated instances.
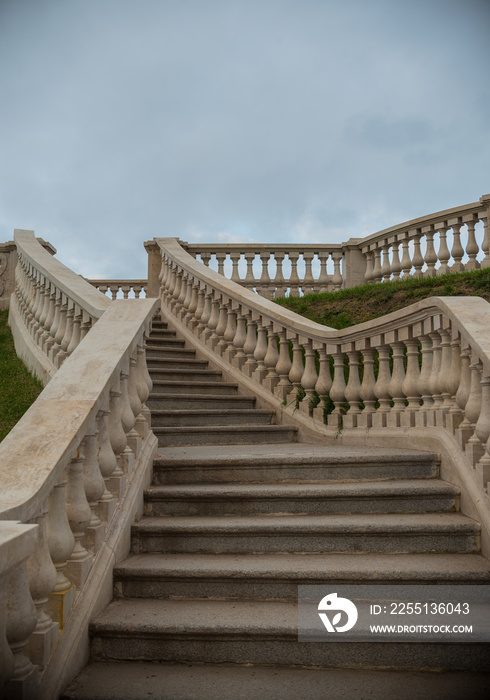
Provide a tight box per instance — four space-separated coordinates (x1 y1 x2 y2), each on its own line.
60 660 490 700
152 444 440 484
131 512 479 554
143 479 459 516
147 337 186 348
150 380 239 396
147 393 257 411
148 357 210 371
114 551 490 601
148 328 175 338
153 425 297 447
148 367 223 382
150 408 275 428
146 345 197 359
88 598 489 671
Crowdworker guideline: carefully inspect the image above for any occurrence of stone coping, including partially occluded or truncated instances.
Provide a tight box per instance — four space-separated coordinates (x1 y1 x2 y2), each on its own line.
0 298 160 523
15 229 110 319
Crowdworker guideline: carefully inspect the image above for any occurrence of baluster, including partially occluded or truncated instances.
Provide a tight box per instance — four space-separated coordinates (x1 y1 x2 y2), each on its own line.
263 324 280 392
427 330 442 425
390 241 402 281
36 277 51 344
96 408 119 522
400 234 412 279
358 346 376 428
380 242 391 282
41 283 57 352
437 225 451 275
216 302 232 356
80 313 92 341
416 335 433 426
230 253 241 283
258 253 271 298
183 281 198 327
372 244 383 283
242 315 258 376
386 341 406 427
243 252 256 290
204 297 220 344
65 450 94 588
216 252 226 277
67 304 82 354
51 294 68 364
196 290 212 335
331 252 343 290
463 357 484 464
424 225 437 277
46 473 76 627
273 252 287 297
401 337 421 427
465 219 480 271
252 321 268 383
313 345 332 423
25 504 58 669
450 221 464 272
412 230 424 278
232 310 247 369
178 275 191 319
328 349 347 428
108 376 128 496
453 346 471 438
169 269 182 313
82 421 106 552
275 329 293 399
287 336 304 407
120 363 137 473
288 252 300 297
373 345 392 428
363 249 375 283
298 339 317 415
223 305 238 362
437 327 453 425
343 349 361 428
191 286 205 332
317 251 330 291
5 562 39 695
302 252 315 293
60 302 75 353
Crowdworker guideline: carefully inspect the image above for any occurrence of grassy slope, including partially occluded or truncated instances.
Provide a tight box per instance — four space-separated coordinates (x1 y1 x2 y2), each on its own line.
0 309 43 441
275 268 490 329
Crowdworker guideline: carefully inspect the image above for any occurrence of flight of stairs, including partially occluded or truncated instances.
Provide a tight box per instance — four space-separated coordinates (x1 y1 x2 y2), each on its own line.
62 318 490 699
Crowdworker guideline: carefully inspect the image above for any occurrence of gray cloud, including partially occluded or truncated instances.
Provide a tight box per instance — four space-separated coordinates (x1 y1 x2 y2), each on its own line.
0 0 488 278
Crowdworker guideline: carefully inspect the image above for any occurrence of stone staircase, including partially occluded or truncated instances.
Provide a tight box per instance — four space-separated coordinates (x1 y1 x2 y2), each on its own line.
62 318 490 699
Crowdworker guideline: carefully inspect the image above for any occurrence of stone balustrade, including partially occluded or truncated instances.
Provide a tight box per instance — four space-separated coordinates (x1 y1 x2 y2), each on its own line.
170 195 490 297
182 243 347 298
86 279 147 300
10 230 112 384
361 195 490 284
1 232 160 699
155 237 490 510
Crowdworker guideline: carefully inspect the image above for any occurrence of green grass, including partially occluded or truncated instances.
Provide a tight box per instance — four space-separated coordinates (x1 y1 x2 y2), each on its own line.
0 309 43 442
275 267 490 329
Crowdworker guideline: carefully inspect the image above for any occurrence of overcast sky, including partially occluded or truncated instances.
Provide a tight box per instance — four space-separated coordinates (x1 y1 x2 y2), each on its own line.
0 0 489 280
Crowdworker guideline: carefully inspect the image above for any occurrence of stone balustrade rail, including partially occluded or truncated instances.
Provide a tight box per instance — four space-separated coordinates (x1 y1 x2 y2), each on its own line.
155 236 490 531
1 232 160 698
86 279 147 300
174 195 490 298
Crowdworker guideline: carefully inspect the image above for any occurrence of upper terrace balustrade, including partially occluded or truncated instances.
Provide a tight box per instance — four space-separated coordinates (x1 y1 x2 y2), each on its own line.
167 195 490 298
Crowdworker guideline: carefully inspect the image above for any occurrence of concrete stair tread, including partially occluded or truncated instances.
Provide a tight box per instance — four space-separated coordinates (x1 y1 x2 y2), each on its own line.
91 597 305 636
115 551 490 582
151 409 272 417
156 443 439 466
152 426 293 434
147 368 222 376
149 392 254 401
60 661 490 700
145 479 458 499
133 512 478 534
151 380 238 389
